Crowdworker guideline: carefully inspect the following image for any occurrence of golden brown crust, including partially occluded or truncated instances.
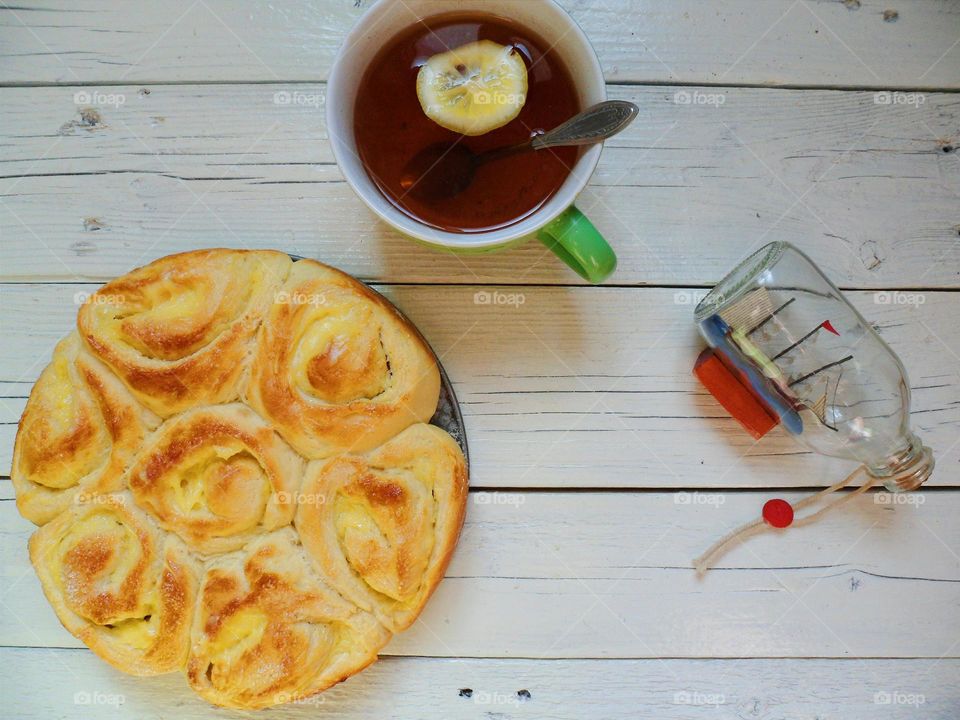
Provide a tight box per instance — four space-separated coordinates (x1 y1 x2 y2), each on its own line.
186 528 390 710
244 259 440 459
29 493 200 675
77 249 291 417
12 332 159 524
127 404 303 555
296 424 468 632
13 249 465 709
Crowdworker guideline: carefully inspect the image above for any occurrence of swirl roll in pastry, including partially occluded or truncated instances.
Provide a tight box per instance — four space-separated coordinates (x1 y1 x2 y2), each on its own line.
245 259 440 458
296 423 467 632
13 248 468 708
127 403 303 554
186 528 390 710
12 332 159 524
29 493 199 675
78 249 291 417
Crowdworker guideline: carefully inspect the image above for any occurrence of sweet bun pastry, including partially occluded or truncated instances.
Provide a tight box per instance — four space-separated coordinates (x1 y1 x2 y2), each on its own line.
296 423 468 632
29 493 199 675
78 249 291 417
186 528 390 710
245 259 441 458
13 249 466 709
12 332 159 524
127 404 303 554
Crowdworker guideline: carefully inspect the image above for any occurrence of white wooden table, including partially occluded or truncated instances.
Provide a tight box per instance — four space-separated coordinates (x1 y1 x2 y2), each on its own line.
1 1 959 717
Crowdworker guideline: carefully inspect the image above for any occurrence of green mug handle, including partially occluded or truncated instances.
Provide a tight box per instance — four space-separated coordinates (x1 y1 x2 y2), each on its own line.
537 205 617 283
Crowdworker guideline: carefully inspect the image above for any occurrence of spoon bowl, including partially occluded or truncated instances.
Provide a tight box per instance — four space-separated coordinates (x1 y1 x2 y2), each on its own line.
399 142 477 201
399 100 638 204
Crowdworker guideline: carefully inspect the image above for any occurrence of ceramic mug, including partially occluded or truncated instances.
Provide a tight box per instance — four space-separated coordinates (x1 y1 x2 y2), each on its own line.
327 0 616 283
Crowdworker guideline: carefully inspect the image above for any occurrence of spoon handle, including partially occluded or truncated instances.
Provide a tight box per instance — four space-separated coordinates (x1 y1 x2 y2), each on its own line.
531 100 638 150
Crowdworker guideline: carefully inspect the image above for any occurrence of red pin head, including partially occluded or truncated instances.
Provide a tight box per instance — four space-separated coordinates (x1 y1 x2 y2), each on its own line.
762 498 794 528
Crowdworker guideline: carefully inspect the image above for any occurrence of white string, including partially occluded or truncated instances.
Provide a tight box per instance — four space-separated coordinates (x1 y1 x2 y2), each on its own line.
693 465 880 576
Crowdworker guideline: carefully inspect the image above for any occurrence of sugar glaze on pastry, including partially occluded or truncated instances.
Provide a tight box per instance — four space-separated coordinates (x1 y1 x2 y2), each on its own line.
13 249 467 709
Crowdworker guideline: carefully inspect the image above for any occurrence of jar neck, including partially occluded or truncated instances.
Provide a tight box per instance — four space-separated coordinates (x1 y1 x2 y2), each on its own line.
866 433 935 492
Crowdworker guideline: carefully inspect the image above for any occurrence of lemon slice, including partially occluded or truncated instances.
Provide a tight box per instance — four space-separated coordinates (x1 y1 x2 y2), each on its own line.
416 40 528 136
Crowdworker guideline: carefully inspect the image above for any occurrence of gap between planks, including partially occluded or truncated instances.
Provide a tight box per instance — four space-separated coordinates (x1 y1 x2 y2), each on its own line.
3 80 960 93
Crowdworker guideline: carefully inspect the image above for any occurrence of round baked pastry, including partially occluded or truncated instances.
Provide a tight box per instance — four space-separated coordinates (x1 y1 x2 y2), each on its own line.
77 249 292 417
244 258 441 459
126 403 303 554
186 529 390 709
12 332 159 524
296 423 468 632
13 248 468 709
29 493 199 675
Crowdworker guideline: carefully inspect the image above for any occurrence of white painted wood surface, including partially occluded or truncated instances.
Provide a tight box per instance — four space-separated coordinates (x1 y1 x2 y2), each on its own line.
2 649 957 719
1 0 958 717
4 491 959 658
1 0 958 88
1 84 958 286
1 284 958 488
0 648 960 720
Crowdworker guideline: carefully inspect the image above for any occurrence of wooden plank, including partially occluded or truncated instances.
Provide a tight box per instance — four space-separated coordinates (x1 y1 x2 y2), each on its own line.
1 84 957 286
1 0 958 88
3 491 959 658
2 284 958 487
0 649 957 719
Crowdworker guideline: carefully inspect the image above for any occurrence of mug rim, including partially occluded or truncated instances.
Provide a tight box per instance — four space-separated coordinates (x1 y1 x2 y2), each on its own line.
327 0 606 250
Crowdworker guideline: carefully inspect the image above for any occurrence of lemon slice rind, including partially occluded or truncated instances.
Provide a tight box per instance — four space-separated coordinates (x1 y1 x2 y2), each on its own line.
416 40 528 137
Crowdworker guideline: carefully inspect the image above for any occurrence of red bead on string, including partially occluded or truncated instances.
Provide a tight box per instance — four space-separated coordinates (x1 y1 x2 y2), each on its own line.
762 498 794 528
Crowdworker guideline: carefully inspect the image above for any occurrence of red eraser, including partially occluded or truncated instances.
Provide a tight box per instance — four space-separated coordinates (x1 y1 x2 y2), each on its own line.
694 349 778 439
